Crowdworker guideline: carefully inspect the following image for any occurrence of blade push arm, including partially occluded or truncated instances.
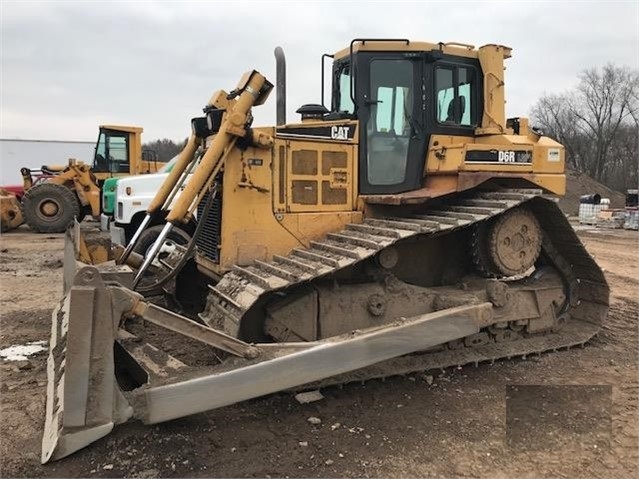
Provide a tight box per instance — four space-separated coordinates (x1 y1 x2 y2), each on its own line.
121 71 273 282
166 71 268 223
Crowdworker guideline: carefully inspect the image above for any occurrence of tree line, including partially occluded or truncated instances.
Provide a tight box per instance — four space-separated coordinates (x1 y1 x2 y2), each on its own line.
531 64 638 192
143 138 187 162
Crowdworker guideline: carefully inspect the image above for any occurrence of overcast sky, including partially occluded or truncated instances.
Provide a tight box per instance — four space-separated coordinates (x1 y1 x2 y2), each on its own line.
1 0 637 143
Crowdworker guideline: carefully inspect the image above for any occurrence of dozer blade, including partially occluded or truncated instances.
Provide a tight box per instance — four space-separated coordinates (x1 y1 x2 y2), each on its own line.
42 225 134 463
42 224 493 462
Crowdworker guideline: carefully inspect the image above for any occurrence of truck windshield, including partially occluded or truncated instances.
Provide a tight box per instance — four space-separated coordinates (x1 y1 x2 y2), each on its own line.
159 155 180 173
159 153 202 173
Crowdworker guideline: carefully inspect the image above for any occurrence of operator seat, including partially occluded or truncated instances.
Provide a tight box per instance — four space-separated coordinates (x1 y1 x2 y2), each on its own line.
94 154 109 172
446 96 466 123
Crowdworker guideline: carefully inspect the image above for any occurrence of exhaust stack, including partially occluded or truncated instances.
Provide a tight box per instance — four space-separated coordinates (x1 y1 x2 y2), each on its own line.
274 47 286 126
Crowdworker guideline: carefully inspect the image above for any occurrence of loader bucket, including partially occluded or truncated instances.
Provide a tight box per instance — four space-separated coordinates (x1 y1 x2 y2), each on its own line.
42 225 134 463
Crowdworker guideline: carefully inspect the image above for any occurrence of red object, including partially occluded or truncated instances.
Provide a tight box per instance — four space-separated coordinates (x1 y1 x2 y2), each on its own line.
1 185 25 200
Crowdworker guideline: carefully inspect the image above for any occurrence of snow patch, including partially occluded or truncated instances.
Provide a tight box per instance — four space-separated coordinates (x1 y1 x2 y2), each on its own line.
0 341 47 361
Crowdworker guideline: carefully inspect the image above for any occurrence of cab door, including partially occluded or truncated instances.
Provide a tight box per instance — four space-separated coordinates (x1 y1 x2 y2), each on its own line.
92 129 131 176
355 54 427 195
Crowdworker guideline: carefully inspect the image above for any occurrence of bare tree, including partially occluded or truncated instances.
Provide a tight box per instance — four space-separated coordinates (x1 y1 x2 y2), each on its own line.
531 64 639 190
573 65 638 180
607 124 638 190
531 93 587 172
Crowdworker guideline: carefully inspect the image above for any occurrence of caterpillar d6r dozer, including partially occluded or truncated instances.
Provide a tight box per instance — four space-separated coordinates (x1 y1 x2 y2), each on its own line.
42 40 609 463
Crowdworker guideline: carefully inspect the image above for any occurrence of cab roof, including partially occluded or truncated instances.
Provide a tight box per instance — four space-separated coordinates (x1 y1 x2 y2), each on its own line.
333 40 511 61
99 125 143 134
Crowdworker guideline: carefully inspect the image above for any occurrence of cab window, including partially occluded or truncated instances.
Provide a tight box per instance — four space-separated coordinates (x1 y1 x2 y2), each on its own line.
338 64 355 113
435 65 476 126
95 133 107 170
107 135 129 172
375 85 411 134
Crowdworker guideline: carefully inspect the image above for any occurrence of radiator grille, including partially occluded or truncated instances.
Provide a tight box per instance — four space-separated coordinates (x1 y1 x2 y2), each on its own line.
196 175 223 263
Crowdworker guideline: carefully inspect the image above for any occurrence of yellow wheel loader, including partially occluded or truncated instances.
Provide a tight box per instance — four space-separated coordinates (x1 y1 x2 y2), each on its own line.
42 40 609 463
20 125 161 233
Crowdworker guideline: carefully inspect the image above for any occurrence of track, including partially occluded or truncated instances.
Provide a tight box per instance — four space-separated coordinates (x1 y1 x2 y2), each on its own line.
199 188 609 385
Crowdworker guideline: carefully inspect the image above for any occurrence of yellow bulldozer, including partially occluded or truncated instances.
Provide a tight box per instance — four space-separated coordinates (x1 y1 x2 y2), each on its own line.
18 125 161 233
42 40 609 463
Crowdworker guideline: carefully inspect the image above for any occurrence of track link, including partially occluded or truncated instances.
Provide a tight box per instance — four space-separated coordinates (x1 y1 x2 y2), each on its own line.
199 188 609 383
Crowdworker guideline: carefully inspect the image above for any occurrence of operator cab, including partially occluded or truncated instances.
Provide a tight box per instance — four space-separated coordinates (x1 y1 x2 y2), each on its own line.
328 39 483 195
91 125 158 177
92 127 132 174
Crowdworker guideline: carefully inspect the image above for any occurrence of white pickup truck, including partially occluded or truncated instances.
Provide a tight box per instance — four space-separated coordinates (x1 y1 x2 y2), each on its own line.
101 155 195 250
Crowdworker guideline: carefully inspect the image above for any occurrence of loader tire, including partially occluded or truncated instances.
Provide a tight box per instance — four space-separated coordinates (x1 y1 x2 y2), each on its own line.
22 183 81 233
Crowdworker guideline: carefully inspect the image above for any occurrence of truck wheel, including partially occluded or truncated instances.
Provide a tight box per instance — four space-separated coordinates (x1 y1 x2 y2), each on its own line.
133 224 191 259
133 224 191 291
22 183 81 233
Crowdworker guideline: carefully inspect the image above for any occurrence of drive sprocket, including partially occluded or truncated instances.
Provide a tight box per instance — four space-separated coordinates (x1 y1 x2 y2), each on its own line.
472 207 542 277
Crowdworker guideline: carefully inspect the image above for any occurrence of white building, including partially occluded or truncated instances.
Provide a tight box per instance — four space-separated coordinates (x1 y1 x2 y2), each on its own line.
0 138 95 186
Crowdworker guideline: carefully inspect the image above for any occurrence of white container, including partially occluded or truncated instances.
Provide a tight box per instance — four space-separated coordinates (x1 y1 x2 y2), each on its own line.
579 200 609 224
625 209 639 230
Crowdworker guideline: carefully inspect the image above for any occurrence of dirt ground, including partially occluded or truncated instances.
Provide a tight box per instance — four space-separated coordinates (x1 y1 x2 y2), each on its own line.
0 224 637 478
